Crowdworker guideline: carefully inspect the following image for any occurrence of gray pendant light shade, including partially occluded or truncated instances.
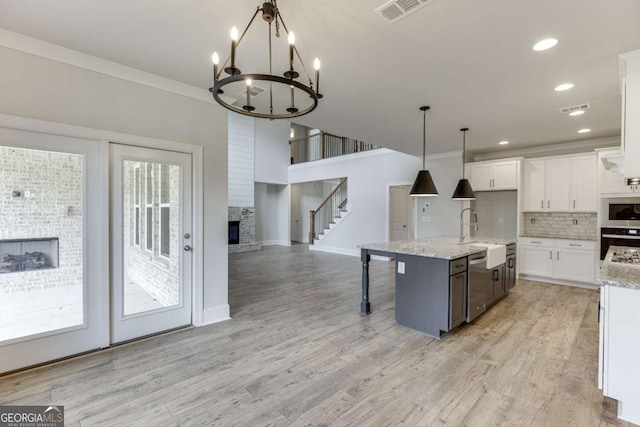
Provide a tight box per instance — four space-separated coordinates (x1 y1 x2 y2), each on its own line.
452 127 476 200
410 106 439 197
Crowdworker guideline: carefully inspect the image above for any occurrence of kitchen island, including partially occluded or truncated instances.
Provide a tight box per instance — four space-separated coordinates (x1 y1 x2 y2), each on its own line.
359 236 516 339
598 246 640 425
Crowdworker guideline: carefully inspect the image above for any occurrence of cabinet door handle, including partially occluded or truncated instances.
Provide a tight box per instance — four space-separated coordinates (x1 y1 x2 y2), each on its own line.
531 241 542 244
548 201 550 209
541 200 544 209
569 243 581 247
549 250 552 259
573 200 576 209
493 270 498 281
508 258 514 268
557 252 559 260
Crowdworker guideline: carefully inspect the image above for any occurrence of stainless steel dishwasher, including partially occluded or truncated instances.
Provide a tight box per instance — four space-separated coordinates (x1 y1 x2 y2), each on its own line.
467 250 493 322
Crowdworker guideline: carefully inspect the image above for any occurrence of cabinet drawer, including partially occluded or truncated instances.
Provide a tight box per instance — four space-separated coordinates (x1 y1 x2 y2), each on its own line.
506 243 517 255
450 257 467 275
519 237 554 247
556 239 596 250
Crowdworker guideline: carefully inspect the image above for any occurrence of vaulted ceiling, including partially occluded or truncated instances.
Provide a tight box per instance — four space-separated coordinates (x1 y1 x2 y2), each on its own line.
1 0 639 157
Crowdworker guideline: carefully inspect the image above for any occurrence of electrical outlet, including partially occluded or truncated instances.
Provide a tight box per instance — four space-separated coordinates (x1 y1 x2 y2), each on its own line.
398 261 405 274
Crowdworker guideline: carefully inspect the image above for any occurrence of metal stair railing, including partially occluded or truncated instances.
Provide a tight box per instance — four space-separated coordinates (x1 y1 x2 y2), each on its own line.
309 178 348 244
290 131 380 165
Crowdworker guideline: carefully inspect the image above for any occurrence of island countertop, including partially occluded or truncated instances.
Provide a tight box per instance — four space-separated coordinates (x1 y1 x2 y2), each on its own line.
359 236 517 260
598 246 640 290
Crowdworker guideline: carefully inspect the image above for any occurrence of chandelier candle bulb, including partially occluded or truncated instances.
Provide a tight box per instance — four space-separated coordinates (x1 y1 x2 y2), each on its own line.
314 58 320 94
288 31 295 72
212 52 219 82
230 26 239 69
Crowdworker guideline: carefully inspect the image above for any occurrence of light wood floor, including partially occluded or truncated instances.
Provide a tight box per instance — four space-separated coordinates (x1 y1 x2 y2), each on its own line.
0 245 636 426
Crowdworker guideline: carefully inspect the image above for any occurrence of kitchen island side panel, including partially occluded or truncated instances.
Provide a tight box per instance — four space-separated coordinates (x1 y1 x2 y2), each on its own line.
395 254 450 338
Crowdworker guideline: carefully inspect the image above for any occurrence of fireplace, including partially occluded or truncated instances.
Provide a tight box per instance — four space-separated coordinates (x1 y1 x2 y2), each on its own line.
228 221 240 245
0 238 59 274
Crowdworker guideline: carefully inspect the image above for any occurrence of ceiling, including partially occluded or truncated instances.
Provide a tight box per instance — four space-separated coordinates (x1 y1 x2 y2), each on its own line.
1 0 639 158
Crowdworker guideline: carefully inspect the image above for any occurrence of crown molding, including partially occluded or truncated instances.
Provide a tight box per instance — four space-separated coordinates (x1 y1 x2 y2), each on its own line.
0 28 214 104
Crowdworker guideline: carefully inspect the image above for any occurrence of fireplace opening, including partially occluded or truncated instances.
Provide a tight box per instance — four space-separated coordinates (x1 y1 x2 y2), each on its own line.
229 221 240 245
0 237 59 274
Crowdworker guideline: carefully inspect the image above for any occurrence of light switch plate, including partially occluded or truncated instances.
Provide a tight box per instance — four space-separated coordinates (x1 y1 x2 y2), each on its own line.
398 261 405 274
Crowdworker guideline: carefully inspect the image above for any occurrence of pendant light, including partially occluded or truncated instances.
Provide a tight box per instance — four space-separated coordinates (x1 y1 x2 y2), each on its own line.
410 106 438 197
451 127 476 200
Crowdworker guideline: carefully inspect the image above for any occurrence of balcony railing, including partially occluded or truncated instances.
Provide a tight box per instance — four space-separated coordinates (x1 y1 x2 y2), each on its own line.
290 131 380 165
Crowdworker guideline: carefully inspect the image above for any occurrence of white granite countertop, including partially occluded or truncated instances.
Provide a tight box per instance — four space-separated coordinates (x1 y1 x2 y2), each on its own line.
359 236 516 260
598 246 640 290
519 233 597 241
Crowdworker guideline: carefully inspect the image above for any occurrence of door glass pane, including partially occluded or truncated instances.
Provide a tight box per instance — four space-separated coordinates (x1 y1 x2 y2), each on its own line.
123 160 180 315
0 146 84 341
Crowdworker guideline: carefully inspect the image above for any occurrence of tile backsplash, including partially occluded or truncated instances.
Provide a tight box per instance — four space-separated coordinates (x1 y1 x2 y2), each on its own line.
522 212 597 240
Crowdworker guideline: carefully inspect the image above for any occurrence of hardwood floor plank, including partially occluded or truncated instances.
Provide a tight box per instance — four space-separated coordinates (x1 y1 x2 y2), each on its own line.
0 245 621 426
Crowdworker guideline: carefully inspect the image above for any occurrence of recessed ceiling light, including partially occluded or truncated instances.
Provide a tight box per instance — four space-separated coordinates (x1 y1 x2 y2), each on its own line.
499 141 510 145
533 38 558 51
569 110 585 116
578 128 591 133
555 83 574 91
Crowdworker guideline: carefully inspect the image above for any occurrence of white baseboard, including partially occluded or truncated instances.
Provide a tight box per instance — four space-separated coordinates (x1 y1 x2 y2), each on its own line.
200 304 231 326
519 274 597 290
260 240 291 247
308 244 392 261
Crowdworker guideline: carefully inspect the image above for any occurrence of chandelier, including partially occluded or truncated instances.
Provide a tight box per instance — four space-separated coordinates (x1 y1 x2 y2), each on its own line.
209 0 323 119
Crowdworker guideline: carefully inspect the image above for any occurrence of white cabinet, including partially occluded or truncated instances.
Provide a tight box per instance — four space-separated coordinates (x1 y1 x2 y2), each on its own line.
468 160 518 191
572 155 598 210
546 158 571 211
600 285 640 425
598 150 640 195
518 237 595 284
523 154 596 212
519 238 553 277
623 70 640 181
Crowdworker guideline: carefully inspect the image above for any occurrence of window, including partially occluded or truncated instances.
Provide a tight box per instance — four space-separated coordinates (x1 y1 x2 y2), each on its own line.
145 163 153 252
159 164 170 258
134 166 140 247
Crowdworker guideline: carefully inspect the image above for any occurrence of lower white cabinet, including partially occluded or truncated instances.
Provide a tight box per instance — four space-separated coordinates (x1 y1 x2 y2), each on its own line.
519 237 595 284
600 285 640 425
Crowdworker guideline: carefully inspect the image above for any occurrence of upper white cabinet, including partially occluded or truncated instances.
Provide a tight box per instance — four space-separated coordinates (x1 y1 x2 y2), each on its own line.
598 150 640 195
620 50 640 182
468 160 519 191
523 153 596 212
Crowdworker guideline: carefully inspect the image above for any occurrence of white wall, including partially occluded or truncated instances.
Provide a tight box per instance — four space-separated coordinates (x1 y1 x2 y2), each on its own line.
289 149 421 254
255 183 290 245
415 152 466 238
228 113 255 207
0 46 229 322
255 119 289 184
291 181 325 243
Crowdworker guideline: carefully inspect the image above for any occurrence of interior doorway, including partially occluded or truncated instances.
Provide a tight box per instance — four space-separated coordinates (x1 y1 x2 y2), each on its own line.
389 185 415 241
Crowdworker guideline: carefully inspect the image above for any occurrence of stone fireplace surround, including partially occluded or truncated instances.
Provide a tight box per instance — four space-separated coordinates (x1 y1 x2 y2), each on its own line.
228 207 260 253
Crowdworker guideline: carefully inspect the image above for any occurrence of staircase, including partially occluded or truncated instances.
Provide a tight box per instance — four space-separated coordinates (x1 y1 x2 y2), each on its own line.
309 178 349 244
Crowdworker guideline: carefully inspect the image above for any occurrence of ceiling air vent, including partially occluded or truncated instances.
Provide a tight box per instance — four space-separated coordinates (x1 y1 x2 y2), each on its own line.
375 0 438 23
232 84 267 108
559 103 591 114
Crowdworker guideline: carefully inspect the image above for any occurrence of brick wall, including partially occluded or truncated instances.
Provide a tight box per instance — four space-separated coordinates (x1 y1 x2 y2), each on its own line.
0 146 83 294
522 212 598 240
228 206 260 253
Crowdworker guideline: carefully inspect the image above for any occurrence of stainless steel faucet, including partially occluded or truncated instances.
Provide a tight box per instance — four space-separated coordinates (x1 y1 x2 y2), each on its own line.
460 207 479 243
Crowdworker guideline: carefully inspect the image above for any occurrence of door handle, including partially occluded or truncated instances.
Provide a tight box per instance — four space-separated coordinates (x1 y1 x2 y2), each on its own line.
184 245 192 252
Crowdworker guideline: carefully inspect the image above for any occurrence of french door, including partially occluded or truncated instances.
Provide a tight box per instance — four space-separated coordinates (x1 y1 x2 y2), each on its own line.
0 127 106 373
109 144 193 343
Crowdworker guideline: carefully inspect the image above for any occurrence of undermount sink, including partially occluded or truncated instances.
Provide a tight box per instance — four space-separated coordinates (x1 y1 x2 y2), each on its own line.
469 243 506 269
